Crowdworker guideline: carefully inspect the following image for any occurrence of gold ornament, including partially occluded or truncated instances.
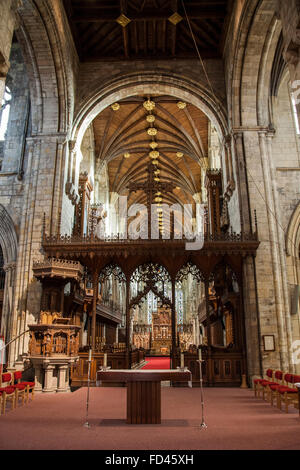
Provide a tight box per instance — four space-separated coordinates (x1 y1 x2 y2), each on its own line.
147 128 158 136
154 170 160 175
156 192 162 196
177 101 187 109
150 142 158 149
168 12 183 25
111 103 120 111
116 14 131 27
176 152 184 158
154 177 160 182
124 152 130 159
143 99 155 111
146 115 156 123
155 197 162 203
152 159 159 165
149 150 160 159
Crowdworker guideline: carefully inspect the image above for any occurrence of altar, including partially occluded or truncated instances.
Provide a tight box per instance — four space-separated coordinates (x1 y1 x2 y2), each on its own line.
151 306 172 355
97 369 192 424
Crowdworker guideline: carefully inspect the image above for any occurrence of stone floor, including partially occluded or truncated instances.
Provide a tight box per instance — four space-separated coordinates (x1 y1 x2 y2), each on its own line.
0 387 299 450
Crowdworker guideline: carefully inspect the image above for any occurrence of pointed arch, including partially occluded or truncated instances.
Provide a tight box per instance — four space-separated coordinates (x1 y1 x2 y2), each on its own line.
286 201 300 258
0 205 18 265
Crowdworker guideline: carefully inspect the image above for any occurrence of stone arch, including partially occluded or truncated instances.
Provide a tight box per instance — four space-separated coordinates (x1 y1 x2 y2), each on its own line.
71 71 229 151
14 0 74 135
286 202 300 262
0 205 18 265
229 0 283 127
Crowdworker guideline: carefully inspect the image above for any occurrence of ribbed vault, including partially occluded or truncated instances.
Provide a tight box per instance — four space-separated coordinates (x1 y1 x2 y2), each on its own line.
92 95 210 208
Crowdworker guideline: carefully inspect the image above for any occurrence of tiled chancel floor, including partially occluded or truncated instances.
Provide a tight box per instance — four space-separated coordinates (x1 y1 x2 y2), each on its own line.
0 387 299 450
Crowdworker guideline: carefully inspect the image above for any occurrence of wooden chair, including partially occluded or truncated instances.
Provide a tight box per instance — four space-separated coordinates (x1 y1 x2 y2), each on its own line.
1 372 13 387
253 369 274 399
1 387 16 414
276 374 300 413
266 371 283 405
20 380 35 402
13 371 28 406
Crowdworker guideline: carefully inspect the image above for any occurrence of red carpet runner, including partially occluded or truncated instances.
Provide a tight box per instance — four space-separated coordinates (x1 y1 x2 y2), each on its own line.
142 356 170 369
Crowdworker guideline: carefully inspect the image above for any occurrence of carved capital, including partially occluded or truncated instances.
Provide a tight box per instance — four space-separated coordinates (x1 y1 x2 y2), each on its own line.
3 262 17 273
68 140 76 153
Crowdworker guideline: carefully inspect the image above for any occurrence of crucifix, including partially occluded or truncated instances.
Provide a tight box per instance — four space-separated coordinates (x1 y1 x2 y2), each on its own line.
127 162 176 237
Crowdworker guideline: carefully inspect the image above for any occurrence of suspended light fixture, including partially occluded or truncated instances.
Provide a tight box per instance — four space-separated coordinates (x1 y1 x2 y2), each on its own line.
156 191 162 196
176 152 184 158
152 159 159 165
147 128 158 136
149 150 160 159
143 99 155 111
146 115 156 123
150 141 158 149
154 169 160 175
155 197 163 203
111 103 120 111
124 152 130 159
154 177 160 182
177 101 187 109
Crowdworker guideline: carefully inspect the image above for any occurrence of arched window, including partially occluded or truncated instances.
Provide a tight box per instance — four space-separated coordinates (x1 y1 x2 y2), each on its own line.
0 86 12 141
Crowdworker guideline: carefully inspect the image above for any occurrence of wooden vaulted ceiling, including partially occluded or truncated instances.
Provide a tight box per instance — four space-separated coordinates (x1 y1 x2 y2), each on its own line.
92 96 209 208
63 0 230 61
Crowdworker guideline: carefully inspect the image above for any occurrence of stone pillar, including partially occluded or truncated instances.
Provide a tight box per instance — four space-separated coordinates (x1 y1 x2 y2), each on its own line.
43 363 55 393
232 132 252 233
258 131 292 371
57 365 69 393
33 363 43 393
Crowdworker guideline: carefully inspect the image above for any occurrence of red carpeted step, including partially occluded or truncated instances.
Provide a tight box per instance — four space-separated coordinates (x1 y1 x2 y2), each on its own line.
142 357 170 370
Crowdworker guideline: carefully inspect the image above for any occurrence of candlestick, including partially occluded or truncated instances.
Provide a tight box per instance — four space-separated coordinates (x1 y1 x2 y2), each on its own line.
103 353 107 368
180 352 184 369
198 347 202 361
88 348 92 362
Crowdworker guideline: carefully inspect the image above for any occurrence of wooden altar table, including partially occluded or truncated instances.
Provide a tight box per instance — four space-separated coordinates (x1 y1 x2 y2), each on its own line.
96 369 192 424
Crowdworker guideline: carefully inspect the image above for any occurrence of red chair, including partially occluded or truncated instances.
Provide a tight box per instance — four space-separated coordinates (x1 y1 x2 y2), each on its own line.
267 371 283 405
13 371 28 406
276 374 300 413
1 372 13 387
14 371 35 402
0 386 16 414
253 369 274 398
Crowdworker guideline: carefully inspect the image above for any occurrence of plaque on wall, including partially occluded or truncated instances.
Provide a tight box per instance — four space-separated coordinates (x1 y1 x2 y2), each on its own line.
263 335 275 352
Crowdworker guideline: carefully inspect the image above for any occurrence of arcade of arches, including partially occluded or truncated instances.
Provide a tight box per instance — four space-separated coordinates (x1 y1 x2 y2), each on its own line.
0 0 299 395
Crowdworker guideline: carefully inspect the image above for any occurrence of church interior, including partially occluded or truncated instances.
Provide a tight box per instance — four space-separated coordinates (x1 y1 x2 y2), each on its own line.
0 0 299 451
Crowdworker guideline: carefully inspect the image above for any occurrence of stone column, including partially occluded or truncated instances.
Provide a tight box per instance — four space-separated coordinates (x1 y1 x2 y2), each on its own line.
2 262 16 367
57 365 69 393
232 132 251 232
43 363 55 393
33 362 43 393
258 131 292 371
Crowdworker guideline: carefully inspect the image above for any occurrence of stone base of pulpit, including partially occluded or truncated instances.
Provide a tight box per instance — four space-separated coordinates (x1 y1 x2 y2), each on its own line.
28 356 79 393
